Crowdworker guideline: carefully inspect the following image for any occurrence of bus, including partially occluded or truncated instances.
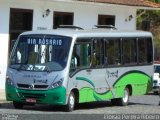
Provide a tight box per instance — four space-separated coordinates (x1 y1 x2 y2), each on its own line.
6 28 153 111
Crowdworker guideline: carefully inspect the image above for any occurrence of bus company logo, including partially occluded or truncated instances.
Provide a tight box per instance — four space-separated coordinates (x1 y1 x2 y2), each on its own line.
33 79 48 84
29 84 34 89
106 70 118 78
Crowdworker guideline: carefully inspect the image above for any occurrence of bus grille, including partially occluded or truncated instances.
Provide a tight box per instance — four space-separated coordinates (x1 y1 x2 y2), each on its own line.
20 93 46 99
17 83 48 90
153 80 158 83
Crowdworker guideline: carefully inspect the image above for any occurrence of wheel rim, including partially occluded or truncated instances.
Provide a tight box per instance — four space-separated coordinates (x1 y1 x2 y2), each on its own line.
69 94 75 109
123 89 129 103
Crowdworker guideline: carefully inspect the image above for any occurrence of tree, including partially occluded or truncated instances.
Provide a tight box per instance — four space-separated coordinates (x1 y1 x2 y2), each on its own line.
137 9 160 60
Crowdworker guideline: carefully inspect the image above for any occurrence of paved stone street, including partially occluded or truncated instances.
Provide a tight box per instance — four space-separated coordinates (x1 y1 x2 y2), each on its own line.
0 93 160 120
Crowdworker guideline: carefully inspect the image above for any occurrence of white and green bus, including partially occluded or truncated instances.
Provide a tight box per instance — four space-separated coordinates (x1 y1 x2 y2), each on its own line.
6 28 153 111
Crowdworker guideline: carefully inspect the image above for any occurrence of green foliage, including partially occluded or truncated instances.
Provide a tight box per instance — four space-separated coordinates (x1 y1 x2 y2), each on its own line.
137 8 160 60
147 0 160 3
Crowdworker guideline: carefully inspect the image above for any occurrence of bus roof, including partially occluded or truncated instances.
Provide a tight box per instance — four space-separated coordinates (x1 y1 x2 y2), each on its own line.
20 29 152 38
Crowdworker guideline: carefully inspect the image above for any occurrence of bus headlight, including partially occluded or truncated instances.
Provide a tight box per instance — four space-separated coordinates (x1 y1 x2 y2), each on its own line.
6 75 15 87
49 78 63 89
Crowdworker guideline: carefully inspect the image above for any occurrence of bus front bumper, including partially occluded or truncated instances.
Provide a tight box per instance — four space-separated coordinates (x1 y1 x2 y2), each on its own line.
153 86 160 92
6 86 66 105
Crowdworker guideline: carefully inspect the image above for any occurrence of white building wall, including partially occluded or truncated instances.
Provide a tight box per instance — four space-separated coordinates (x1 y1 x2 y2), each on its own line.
0 0 136 89
0 0 10 89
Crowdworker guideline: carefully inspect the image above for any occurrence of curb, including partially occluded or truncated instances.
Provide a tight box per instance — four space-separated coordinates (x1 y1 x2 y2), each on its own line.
0 100 11 104
0 89 6 103
0 98 7 103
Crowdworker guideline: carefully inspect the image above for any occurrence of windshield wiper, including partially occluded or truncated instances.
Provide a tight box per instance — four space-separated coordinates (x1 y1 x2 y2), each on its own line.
17 64 27 71
44 66 52 73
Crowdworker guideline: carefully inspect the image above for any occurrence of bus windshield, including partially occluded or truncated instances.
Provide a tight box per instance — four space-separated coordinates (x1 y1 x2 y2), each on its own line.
154 65 160 73
9 34 72 72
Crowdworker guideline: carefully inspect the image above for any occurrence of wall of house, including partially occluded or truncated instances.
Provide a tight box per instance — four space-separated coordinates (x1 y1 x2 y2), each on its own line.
0 0 136 89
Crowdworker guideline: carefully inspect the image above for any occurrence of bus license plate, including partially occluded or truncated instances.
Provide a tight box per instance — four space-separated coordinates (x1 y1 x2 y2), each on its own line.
26 98 36 103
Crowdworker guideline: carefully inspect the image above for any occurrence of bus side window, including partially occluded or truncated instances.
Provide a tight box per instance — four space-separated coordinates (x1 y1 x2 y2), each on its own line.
92 39 105 67
138 37 153 64
138 38 147 64
106 39 121 66
122 39 137 65
146 38 153 63
79 44 91 67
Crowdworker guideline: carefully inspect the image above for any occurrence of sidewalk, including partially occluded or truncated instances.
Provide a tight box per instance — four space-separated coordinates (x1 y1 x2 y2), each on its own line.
0 89 6 103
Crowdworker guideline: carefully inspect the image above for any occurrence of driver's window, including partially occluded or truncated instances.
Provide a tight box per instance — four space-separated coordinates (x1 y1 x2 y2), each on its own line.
70 43 91 74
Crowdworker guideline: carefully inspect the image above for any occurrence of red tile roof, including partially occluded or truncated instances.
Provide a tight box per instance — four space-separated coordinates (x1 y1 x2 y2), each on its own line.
79 0 160 8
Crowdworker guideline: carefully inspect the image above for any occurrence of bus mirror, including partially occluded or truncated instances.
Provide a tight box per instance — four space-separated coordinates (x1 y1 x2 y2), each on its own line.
71 57 77 69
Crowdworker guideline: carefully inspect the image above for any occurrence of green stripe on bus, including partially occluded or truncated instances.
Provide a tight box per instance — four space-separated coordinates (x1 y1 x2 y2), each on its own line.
78 87 113 102
76 77 95 88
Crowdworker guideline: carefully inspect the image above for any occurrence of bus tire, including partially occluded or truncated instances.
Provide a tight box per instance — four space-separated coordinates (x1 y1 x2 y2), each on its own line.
111 98 119 106
65 92 75 112
111 87 130 106
153 91 159 95
13 101 24 109
118 87 130 106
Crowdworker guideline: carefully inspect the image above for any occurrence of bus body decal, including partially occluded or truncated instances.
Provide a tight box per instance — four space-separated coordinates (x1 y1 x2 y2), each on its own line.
113 71 152 96
76 70 152 103
113 70 151 87
76 77 112 102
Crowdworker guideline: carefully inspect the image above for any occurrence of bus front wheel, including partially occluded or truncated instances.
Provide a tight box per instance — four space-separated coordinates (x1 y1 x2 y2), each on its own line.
65 92 75 112
13 101 24 109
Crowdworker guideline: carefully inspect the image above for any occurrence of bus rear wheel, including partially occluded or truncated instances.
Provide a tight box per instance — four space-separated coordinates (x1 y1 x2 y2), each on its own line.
111 87 130 106
119 87 130 106
65 92 75 112
13 101 24 109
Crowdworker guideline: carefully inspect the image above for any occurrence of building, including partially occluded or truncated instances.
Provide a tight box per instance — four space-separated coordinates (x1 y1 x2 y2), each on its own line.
0 0 160 89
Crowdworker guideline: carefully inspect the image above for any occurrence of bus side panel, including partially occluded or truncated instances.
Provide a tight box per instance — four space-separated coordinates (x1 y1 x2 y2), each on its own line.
71 70 152 103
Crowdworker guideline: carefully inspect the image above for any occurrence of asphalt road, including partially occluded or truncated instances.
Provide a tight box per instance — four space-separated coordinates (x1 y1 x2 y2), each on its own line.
0 93 160 120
